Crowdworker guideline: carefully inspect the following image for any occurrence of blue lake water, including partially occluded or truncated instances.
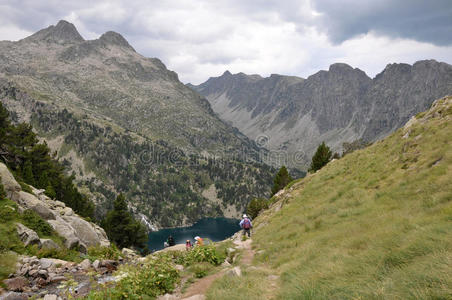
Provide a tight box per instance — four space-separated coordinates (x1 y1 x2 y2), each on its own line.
147 217 240 252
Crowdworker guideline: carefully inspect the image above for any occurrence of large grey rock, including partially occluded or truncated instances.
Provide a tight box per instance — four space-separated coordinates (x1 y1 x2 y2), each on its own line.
16 223 41 247
62 215 109 247
226 266 242 277
47 217 80 249
32 202 55 220
11 191 40 209
0 163 21 198
2 276 28 292
40 239 60 250
78 259 91 270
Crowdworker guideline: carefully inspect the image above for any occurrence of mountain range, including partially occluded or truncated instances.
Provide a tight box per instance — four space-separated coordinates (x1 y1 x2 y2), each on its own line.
0 20 274 228
191 60 452 168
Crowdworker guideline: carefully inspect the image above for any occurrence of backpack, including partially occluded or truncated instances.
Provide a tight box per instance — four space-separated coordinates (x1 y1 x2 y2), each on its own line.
243 218 251 229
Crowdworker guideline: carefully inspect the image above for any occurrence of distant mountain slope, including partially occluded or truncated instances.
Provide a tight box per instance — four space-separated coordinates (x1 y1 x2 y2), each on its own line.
191 61 452 168
0 21 274 227
216 96 452 299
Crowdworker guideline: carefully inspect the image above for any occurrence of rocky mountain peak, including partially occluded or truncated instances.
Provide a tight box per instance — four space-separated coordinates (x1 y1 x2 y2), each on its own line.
99 31 135 51
221 70 232 77
24 20 84 44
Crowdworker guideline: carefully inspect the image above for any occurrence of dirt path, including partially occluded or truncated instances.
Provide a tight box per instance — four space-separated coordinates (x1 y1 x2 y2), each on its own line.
178 235 255 300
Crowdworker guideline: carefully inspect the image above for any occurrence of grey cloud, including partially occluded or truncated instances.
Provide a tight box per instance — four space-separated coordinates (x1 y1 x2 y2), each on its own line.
312 0 452 46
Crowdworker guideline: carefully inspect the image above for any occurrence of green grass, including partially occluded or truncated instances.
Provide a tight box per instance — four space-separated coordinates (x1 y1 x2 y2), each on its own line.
206 267 276 300
244 97 452 299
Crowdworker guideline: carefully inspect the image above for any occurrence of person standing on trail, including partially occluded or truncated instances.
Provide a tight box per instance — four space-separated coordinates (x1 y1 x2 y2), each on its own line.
240 214 252 237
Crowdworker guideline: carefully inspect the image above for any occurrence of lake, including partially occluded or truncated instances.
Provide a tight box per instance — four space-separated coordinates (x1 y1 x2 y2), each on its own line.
147 217 240 252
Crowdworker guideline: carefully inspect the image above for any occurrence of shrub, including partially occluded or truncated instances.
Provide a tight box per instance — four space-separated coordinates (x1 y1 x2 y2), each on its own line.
86 255 180 299
21 209 54 237
247 198 269 219
183 245 223 266
87 245 121 261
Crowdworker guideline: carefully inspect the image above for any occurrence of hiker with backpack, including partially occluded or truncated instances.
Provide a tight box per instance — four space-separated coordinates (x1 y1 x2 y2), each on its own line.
240 214 253 237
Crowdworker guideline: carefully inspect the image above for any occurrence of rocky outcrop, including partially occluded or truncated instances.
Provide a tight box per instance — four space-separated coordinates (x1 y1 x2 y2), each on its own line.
0 164 21 198
0 163 109 251
16 224 41 247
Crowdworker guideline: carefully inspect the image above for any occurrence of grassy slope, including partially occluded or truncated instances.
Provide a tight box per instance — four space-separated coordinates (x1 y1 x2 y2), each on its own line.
248 97 452 299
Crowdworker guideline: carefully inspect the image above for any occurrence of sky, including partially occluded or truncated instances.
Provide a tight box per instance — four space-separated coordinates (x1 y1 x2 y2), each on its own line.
0 0 451 84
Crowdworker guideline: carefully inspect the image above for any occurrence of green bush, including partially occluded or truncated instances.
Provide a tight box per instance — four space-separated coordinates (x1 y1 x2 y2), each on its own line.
18 181 34 194
85 255 180 299
182 245 223 266
87 245 121 261
21 209 54 237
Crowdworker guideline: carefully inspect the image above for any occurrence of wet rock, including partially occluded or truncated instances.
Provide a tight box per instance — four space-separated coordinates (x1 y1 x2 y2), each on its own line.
3 276 28 292
16 223 41 247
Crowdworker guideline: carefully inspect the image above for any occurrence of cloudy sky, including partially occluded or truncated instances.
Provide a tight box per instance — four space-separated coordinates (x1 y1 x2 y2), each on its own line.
1 0 451 84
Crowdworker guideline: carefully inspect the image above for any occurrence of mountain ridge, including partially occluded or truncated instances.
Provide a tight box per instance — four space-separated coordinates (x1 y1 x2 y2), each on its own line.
191 59 452 168
0 20 275 227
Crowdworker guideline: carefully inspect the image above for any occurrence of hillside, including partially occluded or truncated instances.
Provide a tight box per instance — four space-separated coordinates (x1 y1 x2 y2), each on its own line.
0 21 275 227
209 96 452 299
191 61 452 168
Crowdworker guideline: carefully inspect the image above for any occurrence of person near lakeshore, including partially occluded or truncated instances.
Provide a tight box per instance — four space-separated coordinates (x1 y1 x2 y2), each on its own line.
240 214 253 237
186 239 193 250
194 236 204 246
167 235 175 247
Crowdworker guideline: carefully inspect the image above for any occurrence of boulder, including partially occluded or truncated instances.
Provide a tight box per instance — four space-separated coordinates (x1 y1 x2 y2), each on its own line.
31 203 55 220
226 266 242 277
92 260 100 269
62 207 73 216
121 248 139 258
39 258 67 270
79 259 91 270
2 277 28 292
62 216 109 247
43 295 58 300
40 239 60 250
47 217 80 249
0 163 21 198
16 223 41 247
11 191 40 209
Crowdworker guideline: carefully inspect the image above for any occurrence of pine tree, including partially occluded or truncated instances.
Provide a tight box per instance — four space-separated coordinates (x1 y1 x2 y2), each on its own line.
309 142 332 172
22 160 35 186
271 166 293 196
104 193 147 249
247 198 269 219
